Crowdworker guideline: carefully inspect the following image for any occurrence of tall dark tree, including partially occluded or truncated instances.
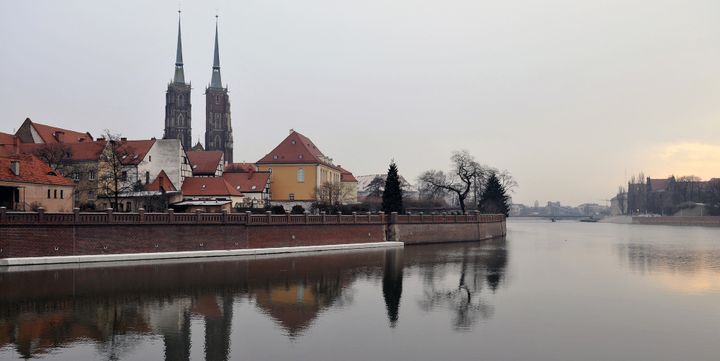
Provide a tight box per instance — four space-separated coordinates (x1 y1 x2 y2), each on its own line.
478 173 510 216
382 161 404 214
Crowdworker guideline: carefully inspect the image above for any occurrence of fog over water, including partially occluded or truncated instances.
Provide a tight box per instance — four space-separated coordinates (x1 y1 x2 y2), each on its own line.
2 220 720 360
1 0 719 204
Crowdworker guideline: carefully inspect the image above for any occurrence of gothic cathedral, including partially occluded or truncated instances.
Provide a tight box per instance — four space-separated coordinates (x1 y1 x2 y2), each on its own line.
163 12 192 149
205 19 234 163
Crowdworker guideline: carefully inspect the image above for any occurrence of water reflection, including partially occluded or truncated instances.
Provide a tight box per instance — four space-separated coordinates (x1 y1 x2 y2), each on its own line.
617 242 720 294
0 250 397 359
0 240 509 359
404 239 508 330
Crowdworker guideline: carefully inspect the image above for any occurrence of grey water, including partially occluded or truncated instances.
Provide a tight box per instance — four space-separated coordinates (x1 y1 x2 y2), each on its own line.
2 219 720 361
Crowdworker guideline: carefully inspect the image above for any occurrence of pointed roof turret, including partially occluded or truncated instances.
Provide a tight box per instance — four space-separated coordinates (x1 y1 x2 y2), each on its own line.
209 16 223 89
173 10 186 84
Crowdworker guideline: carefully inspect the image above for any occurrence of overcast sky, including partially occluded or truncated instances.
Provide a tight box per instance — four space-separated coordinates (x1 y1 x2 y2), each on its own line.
1 0 719 206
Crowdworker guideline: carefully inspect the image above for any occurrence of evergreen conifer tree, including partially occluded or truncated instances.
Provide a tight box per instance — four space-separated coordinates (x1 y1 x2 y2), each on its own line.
479 173 510 216
382 161 404 214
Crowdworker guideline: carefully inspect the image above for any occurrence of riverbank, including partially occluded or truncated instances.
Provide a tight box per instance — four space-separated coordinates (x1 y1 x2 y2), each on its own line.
632 216 720 227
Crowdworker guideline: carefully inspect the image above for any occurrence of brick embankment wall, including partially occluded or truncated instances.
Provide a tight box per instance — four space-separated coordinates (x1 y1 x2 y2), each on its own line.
632 216 720 227
391 221 506 244
0 224 385 259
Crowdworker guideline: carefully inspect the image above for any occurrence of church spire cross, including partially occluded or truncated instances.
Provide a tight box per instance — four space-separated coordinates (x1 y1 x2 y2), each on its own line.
210 15 223 89
173 10 186 84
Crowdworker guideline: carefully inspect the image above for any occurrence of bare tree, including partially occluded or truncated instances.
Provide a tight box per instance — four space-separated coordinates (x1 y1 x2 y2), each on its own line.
33 143 73 171
365 176 385 199
315 181 352 212
417 150 488 213
97 131 137 211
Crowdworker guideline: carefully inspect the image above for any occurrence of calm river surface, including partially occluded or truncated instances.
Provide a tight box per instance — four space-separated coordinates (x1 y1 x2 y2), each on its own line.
2 220 720 360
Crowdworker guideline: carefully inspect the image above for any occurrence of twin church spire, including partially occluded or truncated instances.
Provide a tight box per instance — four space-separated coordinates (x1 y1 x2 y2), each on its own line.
163 12 233 163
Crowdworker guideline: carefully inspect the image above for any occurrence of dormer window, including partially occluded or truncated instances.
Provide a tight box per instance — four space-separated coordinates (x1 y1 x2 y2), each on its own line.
298 154 303 159
291 140 296 145
273 155 278 160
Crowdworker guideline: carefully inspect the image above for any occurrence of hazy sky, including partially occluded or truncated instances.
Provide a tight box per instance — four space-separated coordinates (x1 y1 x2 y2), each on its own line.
1 0 719 206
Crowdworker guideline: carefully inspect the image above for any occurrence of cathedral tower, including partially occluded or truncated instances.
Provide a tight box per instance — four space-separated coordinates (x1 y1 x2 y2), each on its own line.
205 17 233 163
163 11 192 149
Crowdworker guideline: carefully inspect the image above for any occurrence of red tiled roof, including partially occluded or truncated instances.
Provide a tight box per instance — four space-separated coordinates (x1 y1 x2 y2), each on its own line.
257 131 330 165
335 165 357 182
225 162 257 173
648 178 670 192
0 154 74 186
144 170 177 192
181 177 242 196
114 139 155 165
0 132 13 145
18 141 107 162
222 171 271 193
23 119 93 144
186 150 223 175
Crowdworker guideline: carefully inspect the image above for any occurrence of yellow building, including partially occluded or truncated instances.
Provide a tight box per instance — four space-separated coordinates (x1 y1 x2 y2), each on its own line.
256 130 356 207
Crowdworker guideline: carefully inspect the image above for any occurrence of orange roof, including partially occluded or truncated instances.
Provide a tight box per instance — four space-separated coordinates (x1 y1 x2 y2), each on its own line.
222 171 270 193
114 139 155 165
18 141 107 162
181 177 242 196
186 150 223 175
22 118 93 143
0 154 74 186
336 165 357 182
257 131 331 165
225 162 257 173
0 132 13 145
144 170 177 192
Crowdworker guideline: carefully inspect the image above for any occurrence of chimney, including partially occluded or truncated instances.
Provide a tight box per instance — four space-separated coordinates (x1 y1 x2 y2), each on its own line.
120 137 127 142
54 131 65 142
289 128 294 134
12 136 19 155
10 160 20 176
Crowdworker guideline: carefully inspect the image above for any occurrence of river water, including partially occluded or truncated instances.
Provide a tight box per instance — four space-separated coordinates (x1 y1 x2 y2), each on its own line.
2 219 720 360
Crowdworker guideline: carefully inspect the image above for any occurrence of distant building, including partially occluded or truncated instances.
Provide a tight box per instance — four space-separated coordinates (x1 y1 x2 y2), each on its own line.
0 154 75 212
356 174 417 201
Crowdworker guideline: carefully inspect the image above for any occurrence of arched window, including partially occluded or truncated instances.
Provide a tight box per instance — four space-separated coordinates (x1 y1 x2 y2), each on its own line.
177 113 184 126
297 168 305 183
215 135 221 148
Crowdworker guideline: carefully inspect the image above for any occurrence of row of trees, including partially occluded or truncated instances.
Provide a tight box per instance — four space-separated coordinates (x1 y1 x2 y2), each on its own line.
379 151 514 216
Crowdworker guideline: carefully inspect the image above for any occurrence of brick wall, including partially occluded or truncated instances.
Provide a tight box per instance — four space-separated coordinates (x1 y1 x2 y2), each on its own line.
390 221 506 244
0 223 385 258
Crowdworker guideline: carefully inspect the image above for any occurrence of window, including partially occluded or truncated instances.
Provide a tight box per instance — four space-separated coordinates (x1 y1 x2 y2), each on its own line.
47 189 51 199
89 171 95 180
54 189 57 199
297 168 304 183
60 190 64 199
72 173 79 181
148 156 152 162
145 171 150 184
121 171 128 181
298 154 303 159
289 193 295 201
273 155 278 160
88 191 96 200
216 95 221 104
